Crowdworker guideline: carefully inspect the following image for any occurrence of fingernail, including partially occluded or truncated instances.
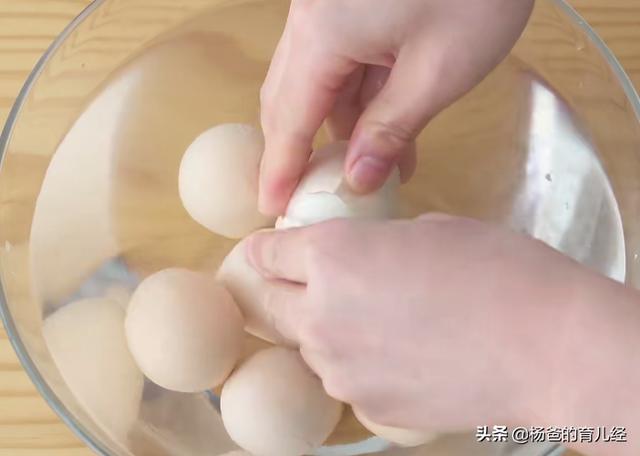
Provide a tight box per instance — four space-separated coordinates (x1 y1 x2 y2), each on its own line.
348 155 393 193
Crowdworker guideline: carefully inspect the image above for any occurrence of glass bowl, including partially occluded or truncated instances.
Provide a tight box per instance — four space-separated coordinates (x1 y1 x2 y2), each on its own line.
1 0 639 455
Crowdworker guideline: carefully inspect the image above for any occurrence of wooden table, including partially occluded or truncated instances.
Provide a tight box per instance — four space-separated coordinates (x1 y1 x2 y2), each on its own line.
0 0 638 454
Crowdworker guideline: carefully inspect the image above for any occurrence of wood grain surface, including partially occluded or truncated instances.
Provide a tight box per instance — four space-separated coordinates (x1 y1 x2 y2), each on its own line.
0 0 638 454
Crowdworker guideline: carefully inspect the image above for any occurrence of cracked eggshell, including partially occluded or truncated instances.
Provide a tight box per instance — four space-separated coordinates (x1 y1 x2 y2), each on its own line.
43 297 144 441
353 408 436 448
276 141 400 228
221 347 343 456
216 235 285 344
125 268 244 393
179 123 275 239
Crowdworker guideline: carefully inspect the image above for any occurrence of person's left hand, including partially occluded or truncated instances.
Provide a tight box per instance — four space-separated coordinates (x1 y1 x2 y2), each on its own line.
244 214 590 432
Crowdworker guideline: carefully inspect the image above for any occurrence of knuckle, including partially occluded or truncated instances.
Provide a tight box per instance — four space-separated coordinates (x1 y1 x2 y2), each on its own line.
363 119 415 157
303 220 355 274
303 227 327 266
290 0 321 31
289 0 340 45
260 107 312 147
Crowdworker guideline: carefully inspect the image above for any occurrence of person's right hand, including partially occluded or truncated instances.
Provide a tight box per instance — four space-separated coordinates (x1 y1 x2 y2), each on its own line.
259 0 535 215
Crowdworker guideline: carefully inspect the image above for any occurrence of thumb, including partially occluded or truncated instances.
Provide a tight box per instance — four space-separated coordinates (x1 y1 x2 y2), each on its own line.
263 281 306 347
345 46 441 193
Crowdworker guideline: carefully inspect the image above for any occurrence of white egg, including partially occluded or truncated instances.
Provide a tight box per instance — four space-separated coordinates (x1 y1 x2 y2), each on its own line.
179 123 275 239
221 347 343 456
353 408 436 448
125 268 244 393
216 235 284 344
276 141 400 228
43 297 144 441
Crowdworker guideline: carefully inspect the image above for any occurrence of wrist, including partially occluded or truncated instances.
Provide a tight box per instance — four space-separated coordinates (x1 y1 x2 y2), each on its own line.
498 256 593 429
545 270 640 454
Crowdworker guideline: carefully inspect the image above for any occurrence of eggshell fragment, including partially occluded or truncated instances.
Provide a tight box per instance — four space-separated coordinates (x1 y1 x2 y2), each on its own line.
276 141 400 228
43 297 144 441
217 236 285 344
125 268 244 392
221 347 343 456
179 123 275 239
353 408 436 447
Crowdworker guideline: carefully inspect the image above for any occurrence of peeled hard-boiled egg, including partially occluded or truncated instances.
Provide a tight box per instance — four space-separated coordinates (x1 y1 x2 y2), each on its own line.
179 123 275 239
353 408 436 448
218 141 401 341
43 297 144 441
221 347 343 456
216 234 285 344
125 268 244 392
276 141 400 229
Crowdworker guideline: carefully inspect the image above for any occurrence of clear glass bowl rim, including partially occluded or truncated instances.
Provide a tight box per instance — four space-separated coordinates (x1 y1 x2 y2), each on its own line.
0 0 638 455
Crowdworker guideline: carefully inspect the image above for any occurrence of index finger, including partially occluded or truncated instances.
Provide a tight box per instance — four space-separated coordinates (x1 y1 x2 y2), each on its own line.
259 26 356 215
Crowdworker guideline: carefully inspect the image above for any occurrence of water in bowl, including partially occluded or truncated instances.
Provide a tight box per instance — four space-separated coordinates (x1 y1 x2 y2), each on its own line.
29 2 623 455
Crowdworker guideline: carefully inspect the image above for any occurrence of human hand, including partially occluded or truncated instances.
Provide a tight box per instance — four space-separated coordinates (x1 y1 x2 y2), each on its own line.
244 214 640 456
245 214 578 430
258 0 535 214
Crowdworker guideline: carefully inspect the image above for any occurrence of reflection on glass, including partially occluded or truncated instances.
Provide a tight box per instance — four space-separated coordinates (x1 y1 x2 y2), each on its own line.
511 81 624 282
